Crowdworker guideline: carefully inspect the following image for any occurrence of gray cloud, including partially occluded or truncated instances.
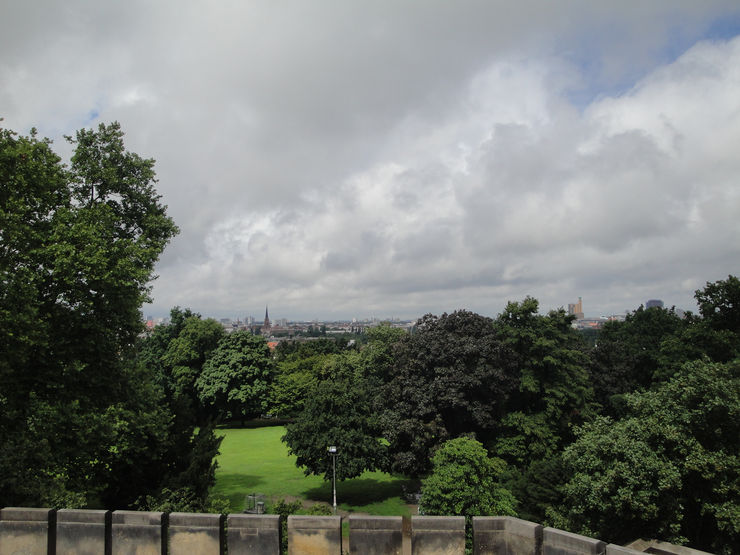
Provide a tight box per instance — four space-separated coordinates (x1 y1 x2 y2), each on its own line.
2 1 739 319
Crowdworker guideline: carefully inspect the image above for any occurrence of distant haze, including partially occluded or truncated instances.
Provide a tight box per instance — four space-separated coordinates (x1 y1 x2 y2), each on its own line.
2 1 740 320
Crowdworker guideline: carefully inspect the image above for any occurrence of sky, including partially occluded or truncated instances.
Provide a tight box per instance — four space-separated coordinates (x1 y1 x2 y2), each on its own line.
2 1 740 321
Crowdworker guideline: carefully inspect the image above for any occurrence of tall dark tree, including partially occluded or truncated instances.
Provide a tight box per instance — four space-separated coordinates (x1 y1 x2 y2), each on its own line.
589 305 687 415
491 298 594 466
488 298 594 523
381 310 518 477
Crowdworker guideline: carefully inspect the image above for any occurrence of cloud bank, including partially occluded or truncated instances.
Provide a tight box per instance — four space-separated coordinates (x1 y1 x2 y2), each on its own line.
2 1 739 319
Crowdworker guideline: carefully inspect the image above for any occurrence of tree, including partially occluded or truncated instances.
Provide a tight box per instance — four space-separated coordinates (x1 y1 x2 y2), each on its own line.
161 316 224 422
381 311 518 476
196 330 273 424
589 305 688 413
420 437 517 519
282 351 388 481
490 298 595 523
556 360 739 553
695 275 740 334
269 354 327 418
0 122 208 508
491 298 594 463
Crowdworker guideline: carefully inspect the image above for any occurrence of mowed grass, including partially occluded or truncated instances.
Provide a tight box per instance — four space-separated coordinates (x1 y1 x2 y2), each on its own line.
212 426 417 516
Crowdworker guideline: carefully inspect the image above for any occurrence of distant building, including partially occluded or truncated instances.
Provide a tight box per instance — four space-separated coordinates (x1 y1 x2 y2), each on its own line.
646 299 664 309
568 297 585 320
262 306 271 336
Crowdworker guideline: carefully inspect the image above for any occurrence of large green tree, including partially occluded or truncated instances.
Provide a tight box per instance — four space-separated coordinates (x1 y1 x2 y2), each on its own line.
196 330 273 424
490 298 595 523
282 351 388 481
556 359 739 553
381 311 518 477
419 437 517 519
0 122 211 508
590 305 688 414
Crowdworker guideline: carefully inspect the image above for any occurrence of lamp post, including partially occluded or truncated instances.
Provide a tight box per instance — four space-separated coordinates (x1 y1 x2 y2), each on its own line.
327 446 338 514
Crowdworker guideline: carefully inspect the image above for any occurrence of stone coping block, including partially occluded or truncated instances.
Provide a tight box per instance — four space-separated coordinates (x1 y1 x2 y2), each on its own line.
349 515 403 555
227 514 280 555
411 516 465 555
0 507 55 555
473 516 542 555
111 510 165 555
543 527 606 555
288 515 342 555
56 509 110 555
57 509 110 524
169 513 223 555
606 544 646 554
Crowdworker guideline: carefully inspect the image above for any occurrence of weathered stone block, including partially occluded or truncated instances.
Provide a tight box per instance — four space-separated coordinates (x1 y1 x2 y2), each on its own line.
169 512 223 555
349 515 403 555
0 507 55 555
411 516 465 555
111 510 164 555
227 514 280 555
287 515 342 555
473 516 542 555
56 509 109 555
543 527 606 555
606 544 646 554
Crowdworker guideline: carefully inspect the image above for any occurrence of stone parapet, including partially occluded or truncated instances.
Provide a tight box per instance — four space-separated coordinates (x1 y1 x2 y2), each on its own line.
56 509 109 555
227 513 280 555
288 515 342 555
0 507 55 555
473 516 542 555
349 515 403 555
110 510 165 555
169 512 223 555
543 527 606 555
411 516 466 555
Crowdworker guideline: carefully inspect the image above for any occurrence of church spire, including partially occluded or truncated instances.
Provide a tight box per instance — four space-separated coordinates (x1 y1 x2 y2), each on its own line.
264 305 270 329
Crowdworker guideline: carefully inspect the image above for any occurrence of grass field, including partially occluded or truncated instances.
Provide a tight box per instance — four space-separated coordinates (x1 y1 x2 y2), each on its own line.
211 426 417 516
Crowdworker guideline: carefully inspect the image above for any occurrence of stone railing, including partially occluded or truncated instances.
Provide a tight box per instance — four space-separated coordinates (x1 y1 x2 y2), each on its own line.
0 507 664 554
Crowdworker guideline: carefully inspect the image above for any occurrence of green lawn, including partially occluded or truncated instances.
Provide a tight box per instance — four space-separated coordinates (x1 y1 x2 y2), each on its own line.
212 426 417 516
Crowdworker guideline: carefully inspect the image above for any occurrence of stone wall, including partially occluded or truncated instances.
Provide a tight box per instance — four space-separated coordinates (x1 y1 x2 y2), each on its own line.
0 508 702 555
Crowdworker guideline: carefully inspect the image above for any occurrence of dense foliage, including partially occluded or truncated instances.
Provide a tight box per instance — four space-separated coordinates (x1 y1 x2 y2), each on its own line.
556 360 739 553
419 437 517 519
0 122 213 508
280 278 739 551
197 330 273 423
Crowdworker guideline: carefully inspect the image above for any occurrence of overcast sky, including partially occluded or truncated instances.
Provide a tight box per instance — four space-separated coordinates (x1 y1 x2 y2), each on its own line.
2 1 740 321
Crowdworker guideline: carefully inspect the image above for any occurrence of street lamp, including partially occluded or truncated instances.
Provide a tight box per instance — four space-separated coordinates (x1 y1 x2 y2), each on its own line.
327 446 338 514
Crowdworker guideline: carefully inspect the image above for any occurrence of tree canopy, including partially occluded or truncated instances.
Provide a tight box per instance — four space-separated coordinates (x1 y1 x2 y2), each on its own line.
0 122 221 509
556 359 739 553
196 330 273 423
381 310 518 476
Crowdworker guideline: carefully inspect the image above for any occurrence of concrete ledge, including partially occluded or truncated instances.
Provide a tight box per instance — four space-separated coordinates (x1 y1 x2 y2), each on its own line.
169 512 223 555
111 510 164 555
227 514 280 555
0 507 55 555
473 516 542 555
606 544 646 554
411 516 465 555
543 527 606 555
349 515 402 555
625 539 715 555
288 515 342 555
56 509 109 555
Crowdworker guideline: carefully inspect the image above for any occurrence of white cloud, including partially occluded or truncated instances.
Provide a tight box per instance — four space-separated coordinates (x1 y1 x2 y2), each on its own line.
2 1 739 319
